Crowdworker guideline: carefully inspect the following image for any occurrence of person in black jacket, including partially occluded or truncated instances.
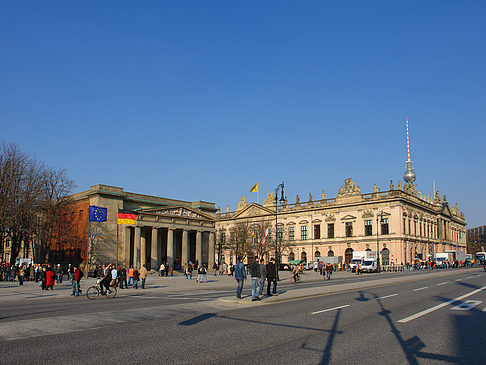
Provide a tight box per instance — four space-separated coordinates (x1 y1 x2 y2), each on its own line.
266 257 277 296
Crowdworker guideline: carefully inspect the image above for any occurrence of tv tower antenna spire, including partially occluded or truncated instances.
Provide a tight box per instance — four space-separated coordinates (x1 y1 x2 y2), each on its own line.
403 118 416 184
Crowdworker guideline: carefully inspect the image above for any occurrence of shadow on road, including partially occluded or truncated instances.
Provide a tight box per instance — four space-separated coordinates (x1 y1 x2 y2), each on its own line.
375 294 460 364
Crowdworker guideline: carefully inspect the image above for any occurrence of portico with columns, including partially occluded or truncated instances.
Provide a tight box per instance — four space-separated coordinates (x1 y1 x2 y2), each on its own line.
124 206 216 270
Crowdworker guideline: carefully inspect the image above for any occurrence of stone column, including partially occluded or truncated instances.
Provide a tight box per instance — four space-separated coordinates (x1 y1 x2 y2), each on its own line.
208 231 215 271
167 228 174 267
196 231 202 266
134 227 141 268
182 230 189 268
151 227 159 270
140 230 146 268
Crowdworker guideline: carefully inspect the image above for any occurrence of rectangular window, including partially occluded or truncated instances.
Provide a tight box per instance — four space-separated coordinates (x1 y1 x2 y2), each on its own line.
301 225 307 240
403 218 406 234
288 226 295 241
346 222 353 237
364 220 373 236
414 221 417 236
408 220 411 235
314 224 320 239
381 218 389 235
328 223 334 238
277 227 283 242
420 222 422 237
221 232 226 243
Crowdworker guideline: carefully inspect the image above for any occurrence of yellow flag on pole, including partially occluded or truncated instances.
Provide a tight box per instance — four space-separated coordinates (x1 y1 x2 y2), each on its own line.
250 182 259 193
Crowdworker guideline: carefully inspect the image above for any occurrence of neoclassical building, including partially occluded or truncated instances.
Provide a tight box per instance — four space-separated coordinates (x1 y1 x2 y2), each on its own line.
60 184 218 270
216 178 467 266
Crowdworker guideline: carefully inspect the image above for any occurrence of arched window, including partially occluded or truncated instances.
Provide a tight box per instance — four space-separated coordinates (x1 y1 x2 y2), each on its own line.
315 250 321 258
328 250 334 257
345 248 354 264
301 251 307 262
288 252 295 261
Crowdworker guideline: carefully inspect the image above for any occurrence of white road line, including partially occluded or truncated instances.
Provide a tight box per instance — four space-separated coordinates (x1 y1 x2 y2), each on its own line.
397 285 486 323
467 276 474 279
437 282 448 286
376 294 398 300
455 279 463 281
413 287 428 292
311 305 350 315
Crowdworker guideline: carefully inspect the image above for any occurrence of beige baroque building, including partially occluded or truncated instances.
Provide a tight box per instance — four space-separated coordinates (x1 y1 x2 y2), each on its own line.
67 184 218 270
216 178 467 266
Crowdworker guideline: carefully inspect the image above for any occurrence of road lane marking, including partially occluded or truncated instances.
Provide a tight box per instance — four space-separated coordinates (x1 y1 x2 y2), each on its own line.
397 285 486 323
467 276 474 279
437 282 448 286
455 279 463 281
311 305 350 314
413 287 428 292
376 294 398 300
451 300 482 311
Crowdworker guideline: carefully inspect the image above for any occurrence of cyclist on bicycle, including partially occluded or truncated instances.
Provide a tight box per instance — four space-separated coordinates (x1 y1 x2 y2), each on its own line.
292 264 300 282
100 265 112 294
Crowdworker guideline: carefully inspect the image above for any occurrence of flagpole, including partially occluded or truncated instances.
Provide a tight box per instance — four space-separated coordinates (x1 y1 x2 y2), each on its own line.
86 221 90 275
116 223 119 268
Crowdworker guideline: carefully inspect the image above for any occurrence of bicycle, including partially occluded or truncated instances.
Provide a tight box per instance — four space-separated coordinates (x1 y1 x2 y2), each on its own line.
290 273 302 284
86 279 117 300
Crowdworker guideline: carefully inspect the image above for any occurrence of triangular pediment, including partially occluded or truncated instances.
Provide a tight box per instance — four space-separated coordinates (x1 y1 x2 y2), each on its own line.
233 203 275 219
440 203 452 217
141 206 213 220
341 214 357 220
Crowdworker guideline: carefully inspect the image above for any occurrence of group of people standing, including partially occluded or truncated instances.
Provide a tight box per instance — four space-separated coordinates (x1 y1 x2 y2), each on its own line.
317 262 334 280
234 256 277 301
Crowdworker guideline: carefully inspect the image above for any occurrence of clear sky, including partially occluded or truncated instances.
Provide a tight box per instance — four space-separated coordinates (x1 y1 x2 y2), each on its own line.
1 1 485 227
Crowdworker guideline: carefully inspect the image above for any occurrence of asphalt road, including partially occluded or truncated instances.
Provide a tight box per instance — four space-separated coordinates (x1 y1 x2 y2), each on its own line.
1 268 485 364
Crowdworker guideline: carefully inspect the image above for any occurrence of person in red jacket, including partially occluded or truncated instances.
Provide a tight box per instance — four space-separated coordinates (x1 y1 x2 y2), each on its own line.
46 266 55 290
71 267 83 296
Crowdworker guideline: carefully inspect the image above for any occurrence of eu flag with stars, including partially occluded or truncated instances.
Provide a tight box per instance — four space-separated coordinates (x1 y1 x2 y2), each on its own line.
89 206 107 222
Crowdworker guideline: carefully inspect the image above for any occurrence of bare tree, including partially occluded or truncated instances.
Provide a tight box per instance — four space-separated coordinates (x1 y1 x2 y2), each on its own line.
225 220 253 261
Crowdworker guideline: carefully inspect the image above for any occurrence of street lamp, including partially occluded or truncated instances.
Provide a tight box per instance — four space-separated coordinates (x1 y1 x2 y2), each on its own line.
274 182 285 278
376 211 385 273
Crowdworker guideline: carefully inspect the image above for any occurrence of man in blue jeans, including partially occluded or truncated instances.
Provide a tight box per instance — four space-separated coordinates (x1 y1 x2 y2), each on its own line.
249 257 261 301
234 257 246 299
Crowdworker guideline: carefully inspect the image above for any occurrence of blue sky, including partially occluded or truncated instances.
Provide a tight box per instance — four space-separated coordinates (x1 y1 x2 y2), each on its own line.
1 1 485 227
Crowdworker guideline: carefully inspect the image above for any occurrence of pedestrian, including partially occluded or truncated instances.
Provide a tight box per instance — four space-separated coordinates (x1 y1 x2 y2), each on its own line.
122 266 128 288
266 257 277 296
139 264 148 289
196 265 202 283
159 263 165 277
117 266 124 289
111 265 118 288
250 257 261 301
234 256 246 299
71 266 83 296
164 262 169 277
41 267 47 290
184 264 192 280
326 263 333 280
56 264 63 284
133 267 140 289
46 266 55 290
259 258 266 297
201 264 208 283
128 265 134 286
18 265 25 285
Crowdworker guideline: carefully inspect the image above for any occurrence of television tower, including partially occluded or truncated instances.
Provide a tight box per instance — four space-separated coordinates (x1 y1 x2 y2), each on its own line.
403 118 416 184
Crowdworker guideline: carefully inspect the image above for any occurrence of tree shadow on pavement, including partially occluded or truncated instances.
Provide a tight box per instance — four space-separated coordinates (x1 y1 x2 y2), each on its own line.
374 294 460 364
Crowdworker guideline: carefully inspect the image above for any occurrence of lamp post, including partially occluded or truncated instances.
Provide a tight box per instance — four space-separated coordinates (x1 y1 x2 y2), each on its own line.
274 182 285 279
376 211 384 273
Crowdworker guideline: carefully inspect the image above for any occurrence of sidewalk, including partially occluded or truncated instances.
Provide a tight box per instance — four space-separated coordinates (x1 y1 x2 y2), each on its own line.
0 268 481 303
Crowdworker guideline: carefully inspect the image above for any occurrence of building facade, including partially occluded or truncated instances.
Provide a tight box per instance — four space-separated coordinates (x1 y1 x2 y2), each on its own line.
63 184 218 270
466 225 486 254
216 178 467 266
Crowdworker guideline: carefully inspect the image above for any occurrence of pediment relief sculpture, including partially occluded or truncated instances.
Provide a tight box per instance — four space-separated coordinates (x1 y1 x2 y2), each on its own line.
362 210 374 218
156 207 204 219
325 214 336 222
337 178 361 197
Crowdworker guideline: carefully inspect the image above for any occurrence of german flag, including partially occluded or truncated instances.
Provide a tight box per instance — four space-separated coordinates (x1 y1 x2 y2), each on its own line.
117 213 137 225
